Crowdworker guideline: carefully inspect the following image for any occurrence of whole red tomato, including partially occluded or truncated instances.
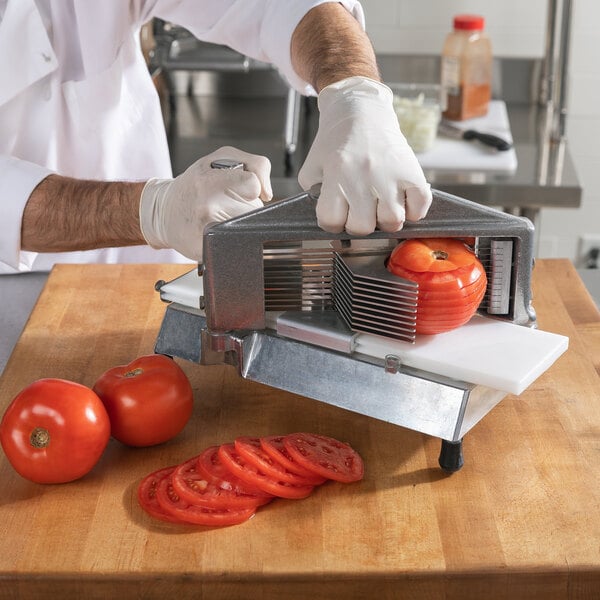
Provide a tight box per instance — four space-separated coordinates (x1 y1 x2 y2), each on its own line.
0 378 110 484
387 238 487 335
92 354 193 447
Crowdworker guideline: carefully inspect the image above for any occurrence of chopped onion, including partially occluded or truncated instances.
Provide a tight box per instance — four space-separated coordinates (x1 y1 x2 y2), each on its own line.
393 93 441 153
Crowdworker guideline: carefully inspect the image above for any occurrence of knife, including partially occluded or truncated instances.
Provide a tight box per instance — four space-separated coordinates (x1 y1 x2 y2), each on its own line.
439 121 512 151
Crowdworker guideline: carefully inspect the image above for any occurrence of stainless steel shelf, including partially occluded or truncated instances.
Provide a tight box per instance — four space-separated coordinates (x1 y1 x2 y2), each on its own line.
271 102 582 218
425 105 581 212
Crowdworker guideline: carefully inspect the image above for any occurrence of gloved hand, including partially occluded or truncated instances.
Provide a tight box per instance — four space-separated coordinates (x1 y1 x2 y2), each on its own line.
140 146 272 261
298 76 432 236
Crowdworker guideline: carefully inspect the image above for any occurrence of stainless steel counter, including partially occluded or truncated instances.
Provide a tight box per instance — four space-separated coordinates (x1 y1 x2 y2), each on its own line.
164 55 582 222
423 104 581 226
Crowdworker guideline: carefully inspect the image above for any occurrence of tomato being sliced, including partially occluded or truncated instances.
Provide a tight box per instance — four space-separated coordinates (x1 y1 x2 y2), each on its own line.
260 435 330 481
196 445 273 498
138 466 183 523
155 472 256 526
283 433 364 483
387 238 487 335
218 443 315 499
388 238 479 272
171 456 272 510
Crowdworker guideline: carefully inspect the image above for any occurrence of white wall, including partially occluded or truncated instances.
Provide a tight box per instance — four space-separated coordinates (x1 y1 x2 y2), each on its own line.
361 0 600 263
363 0 548 58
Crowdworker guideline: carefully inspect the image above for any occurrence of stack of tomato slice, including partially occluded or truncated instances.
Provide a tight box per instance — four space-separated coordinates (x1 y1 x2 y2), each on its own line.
387 237 488 335
137 432 364 527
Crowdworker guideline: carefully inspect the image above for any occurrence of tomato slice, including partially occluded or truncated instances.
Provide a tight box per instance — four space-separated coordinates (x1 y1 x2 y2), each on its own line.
416 318 474 335
417 276 487 303
196 445 273 498
416 310 480 327
171 456 272 510
416 297 482 317
260 435 330 482
390 263 485 291
235 436 326 486
387 238 480 272
283 433 364 483
218 443 315 499
155 472 256 526
137 466 183 523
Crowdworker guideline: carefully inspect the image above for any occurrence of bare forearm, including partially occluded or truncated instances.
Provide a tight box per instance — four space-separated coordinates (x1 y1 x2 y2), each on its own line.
291 2 380 92
21 175 146 252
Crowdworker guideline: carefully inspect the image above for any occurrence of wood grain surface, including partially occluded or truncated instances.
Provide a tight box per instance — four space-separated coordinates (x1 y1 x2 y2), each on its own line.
0 260 598 599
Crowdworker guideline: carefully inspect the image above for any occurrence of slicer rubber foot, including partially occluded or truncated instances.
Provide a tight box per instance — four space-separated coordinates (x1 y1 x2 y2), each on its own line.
438 439 464 473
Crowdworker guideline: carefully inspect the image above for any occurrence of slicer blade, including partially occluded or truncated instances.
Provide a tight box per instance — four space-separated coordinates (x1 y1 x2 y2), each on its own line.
488 239 514 314
263 243 334 311
332 252 418 343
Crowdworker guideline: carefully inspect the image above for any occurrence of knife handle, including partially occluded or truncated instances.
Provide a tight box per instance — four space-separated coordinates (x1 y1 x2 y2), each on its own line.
463 130 512 151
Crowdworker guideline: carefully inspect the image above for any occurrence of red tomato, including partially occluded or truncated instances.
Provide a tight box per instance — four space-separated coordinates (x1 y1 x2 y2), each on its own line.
218 443 315 499
387 238 487 335
0 378 110 484
154 471 256 526
171 456 272 510
93 354 193 447
283 433 364 483
235 436 326 486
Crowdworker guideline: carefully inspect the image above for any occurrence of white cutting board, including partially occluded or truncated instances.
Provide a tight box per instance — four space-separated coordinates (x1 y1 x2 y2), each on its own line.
159 270 568 397
158 268 204 308
417 100 518 173
356 316 568 396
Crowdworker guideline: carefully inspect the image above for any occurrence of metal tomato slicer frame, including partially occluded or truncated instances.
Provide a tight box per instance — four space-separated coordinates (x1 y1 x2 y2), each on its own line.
153 189 567 472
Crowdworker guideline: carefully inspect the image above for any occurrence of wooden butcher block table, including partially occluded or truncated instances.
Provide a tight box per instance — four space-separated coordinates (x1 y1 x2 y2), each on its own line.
0 260 599 599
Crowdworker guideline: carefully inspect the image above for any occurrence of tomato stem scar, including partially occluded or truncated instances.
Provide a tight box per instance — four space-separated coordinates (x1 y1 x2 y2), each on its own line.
432 250 448 260
30 427 50 448
124 368 144 378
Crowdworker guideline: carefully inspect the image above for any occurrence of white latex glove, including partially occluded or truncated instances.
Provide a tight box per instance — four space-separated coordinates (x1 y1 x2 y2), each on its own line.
298 76 432 236
140 146 272 261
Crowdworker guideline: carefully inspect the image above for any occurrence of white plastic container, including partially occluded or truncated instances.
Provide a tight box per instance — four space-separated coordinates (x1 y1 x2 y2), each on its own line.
390 83 445 153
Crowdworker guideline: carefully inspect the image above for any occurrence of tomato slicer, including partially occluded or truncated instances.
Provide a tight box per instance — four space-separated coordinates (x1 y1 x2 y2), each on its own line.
153 189 568 472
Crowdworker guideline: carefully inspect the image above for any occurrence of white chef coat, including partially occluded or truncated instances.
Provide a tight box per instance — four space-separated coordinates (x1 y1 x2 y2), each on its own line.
0 0 364 274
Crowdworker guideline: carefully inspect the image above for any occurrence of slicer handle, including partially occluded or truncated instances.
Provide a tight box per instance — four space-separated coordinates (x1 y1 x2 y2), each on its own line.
210 159 244 170
308 183 322 200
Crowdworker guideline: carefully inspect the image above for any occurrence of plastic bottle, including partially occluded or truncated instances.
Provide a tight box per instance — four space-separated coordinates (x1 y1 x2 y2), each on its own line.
441 14 492 121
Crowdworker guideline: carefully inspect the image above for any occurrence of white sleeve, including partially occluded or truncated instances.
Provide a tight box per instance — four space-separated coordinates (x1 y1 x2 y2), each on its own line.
149 0 365 95
0 156 53 274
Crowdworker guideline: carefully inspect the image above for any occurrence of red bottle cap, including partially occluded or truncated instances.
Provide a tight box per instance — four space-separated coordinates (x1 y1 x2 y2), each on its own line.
453 14 485 31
